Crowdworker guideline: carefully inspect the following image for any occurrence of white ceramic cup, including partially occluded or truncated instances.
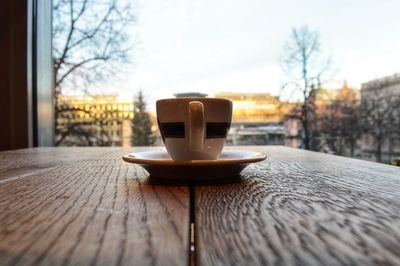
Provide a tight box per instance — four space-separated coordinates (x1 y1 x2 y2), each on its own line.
156 98 232 160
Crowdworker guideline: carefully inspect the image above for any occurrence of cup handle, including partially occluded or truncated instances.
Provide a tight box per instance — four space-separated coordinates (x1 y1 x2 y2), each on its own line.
189 101 205 152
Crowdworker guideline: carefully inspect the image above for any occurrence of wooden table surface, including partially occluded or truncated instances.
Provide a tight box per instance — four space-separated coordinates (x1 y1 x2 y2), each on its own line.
0 146 400 266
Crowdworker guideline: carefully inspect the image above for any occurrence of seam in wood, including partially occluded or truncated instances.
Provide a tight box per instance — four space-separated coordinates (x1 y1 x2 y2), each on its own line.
189 183 196 266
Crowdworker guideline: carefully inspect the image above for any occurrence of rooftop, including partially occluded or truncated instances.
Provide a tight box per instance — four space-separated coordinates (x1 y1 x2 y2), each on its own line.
361 73 400 91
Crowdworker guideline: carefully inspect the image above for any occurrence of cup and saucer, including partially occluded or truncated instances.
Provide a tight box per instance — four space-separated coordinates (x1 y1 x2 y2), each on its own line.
122 97 266 180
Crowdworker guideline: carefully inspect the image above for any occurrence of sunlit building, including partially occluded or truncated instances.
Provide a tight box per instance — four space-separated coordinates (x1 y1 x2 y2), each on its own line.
214 92 293 145
56 94 134 146
215 92 293 123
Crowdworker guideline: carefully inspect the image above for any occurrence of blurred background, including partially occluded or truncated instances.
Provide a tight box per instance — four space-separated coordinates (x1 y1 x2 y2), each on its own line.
1 0 399 166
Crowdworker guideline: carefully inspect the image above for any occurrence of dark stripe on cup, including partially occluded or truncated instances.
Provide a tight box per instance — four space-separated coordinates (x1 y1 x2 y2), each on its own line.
159 122 185 139
157 119 164 142
206 122 230 138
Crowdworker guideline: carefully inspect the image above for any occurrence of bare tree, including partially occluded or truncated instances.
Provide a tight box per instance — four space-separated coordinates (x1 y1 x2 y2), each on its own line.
281 26 332 150
53 0 135 146
318 100 341 154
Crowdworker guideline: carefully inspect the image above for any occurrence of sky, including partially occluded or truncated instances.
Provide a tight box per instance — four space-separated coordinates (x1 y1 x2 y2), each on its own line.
115 0 400 107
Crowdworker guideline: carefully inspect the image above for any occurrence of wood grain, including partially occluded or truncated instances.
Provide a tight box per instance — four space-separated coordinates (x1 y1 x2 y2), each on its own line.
0 148 189 266
195 146 400 266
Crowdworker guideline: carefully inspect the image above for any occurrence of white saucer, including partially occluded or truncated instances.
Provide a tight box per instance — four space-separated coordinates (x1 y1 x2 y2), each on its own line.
122 150 267 180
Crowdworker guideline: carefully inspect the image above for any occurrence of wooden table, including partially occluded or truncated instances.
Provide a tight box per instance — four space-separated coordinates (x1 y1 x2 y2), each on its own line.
1 147 400 266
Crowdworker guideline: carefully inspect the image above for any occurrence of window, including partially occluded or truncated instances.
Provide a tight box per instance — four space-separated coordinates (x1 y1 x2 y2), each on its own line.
51 0 400 165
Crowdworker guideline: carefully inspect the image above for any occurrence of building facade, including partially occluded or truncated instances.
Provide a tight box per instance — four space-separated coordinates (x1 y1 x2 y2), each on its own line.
214 92 292 145
56 95 134 146
172 92 291 145
215 92 293 123
360 73 400 162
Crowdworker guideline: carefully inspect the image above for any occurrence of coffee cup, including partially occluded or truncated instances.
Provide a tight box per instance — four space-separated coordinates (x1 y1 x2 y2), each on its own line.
156 97 232 160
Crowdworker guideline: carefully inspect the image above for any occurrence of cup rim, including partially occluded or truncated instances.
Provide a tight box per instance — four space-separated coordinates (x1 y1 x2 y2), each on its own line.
156 97 232 105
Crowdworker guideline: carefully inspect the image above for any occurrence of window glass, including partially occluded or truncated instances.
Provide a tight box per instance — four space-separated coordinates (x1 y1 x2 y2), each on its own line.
52 0 400 165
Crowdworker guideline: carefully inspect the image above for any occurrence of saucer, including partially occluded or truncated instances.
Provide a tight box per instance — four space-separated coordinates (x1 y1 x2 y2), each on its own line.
122 150 267 180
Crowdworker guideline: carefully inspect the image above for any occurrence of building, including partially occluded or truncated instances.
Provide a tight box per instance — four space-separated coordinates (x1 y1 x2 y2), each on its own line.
361 73 400 101
284 114 302 148
227 123 285 145
214 92 293 145
170 92 291 145
215 92 293 123
360 73 400 162
56 94 134 146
